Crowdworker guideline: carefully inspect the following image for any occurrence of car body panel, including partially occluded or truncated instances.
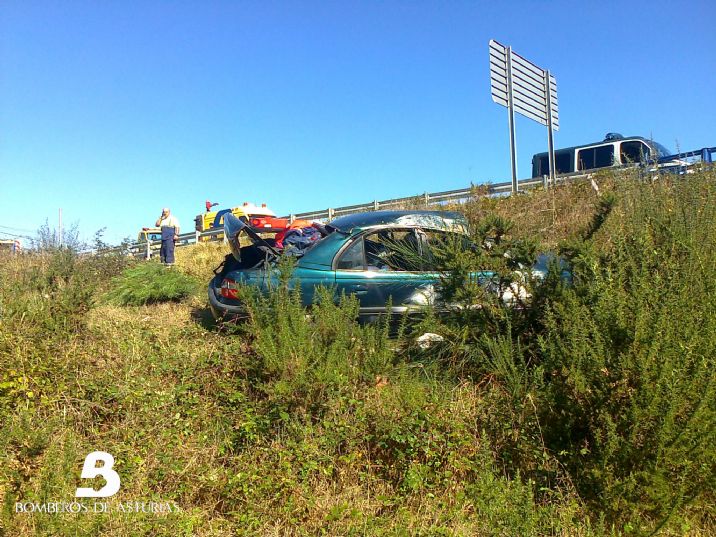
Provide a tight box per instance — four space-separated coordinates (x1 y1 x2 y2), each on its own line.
335 269 437 310
295 232 346 269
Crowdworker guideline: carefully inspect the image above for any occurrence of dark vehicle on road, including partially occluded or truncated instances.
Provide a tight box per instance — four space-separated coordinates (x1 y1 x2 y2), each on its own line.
531 132 672 178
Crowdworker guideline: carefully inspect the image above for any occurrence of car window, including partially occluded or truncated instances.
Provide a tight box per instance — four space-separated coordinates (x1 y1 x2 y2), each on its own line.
336 228 473 272
620 141 651 164
363 229 423 271
336 238 365 270
536 151 573 176
578 144 614 170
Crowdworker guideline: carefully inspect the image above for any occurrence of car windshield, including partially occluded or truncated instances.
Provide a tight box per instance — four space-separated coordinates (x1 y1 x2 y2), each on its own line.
653 142 672 158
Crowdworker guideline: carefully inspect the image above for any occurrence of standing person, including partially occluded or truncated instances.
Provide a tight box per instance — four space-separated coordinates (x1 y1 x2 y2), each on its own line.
155 208 180 265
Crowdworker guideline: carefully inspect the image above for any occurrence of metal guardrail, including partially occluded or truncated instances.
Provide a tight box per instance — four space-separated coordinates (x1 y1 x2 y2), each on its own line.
282 152 715 222
282 173 580 222
112 157 712 257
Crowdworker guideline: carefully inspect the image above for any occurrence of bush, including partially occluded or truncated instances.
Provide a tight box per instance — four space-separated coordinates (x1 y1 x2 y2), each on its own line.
410 172 716 531
233 258 397 420
538 173 716 528
105 262 199 306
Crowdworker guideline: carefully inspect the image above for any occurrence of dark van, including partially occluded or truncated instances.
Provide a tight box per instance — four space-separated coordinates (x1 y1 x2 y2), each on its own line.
531 133 671 178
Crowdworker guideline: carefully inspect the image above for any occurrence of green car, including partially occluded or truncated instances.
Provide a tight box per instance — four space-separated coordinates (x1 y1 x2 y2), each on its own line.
208 210 496 321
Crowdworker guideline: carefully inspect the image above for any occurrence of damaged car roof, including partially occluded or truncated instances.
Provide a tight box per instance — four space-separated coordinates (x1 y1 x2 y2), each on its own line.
328 210 468 233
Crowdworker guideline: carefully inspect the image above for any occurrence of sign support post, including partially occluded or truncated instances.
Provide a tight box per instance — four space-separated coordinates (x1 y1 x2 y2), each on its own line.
545 69 556 185
506 46 518 193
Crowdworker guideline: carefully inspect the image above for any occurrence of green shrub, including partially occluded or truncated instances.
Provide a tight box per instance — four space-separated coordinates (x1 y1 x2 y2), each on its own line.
105 262 199 306
408 172 716 531
234 260 397 420
538 173 716 528
0 250 115 336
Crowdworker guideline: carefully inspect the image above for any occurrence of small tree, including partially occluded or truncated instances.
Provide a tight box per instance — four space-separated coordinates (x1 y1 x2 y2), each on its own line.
32 219 85 252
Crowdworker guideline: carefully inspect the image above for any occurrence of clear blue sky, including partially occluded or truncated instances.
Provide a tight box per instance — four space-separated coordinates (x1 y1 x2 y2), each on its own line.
2 1 715 245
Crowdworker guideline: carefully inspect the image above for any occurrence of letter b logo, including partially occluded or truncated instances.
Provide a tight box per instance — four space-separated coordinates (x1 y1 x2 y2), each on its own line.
75 451 121 498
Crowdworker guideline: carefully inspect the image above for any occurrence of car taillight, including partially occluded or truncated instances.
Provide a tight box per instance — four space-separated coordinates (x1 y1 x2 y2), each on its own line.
251 218 261 226
220 278 239 300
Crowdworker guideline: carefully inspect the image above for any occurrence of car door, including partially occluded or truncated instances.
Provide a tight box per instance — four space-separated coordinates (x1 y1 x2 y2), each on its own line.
333 228 440 313
287 265 336 307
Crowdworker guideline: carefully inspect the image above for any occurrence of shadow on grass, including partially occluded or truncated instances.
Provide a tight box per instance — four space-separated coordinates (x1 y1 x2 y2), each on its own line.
191 305 218 330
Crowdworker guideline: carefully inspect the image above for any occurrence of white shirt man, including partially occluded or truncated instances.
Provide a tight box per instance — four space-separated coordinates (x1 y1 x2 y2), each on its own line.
155 208 180 265
156 208 180 234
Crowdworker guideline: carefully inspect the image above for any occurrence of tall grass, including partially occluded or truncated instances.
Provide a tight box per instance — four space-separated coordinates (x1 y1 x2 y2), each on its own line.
389 170 716 533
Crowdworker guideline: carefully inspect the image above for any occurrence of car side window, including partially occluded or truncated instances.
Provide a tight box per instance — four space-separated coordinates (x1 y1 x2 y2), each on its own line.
336 229 432 272
578 144 615 170
364 229 422 271
621 141 651 164
336 238 365 270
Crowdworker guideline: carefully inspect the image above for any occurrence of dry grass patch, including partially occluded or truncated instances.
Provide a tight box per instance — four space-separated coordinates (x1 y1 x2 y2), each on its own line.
175 242 226 281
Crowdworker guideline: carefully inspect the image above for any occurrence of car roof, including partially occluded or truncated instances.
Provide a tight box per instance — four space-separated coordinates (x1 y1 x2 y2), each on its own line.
328 210 468 233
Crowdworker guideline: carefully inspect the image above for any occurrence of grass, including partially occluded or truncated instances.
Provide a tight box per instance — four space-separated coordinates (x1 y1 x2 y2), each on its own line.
1 169 714 536
105 262 200 306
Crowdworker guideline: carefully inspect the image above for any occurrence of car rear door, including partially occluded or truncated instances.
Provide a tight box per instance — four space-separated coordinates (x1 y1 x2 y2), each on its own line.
333 229 439 313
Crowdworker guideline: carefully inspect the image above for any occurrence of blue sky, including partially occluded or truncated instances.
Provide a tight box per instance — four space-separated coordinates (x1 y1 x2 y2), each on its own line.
2 1 715 245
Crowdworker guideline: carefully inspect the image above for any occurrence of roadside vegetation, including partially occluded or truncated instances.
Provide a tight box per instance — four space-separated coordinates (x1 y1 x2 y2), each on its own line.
105 263 199 306
1 168 714 535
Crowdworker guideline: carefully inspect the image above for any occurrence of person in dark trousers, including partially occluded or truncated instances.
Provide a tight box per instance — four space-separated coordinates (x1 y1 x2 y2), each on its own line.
155 208 180 265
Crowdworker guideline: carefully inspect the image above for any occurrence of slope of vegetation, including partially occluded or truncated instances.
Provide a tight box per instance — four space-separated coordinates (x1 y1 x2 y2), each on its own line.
1 169 714 536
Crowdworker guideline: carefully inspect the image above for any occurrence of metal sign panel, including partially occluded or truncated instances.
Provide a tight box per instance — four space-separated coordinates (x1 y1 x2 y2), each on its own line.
489 39 559 192
489 40 559 129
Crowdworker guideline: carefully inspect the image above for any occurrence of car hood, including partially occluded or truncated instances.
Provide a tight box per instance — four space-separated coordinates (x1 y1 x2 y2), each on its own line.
224 213 280 262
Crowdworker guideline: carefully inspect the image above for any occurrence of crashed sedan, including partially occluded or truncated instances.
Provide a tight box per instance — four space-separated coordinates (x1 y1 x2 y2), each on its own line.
208 210 501 322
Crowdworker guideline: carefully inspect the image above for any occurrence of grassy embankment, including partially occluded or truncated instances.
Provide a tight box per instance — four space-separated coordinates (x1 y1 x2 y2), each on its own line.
1 168 714 536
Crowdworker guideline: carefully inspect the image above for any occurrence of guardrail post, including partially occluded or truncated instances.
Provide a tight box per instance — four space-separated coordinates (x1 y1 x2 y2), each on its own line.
146 240 151 260
373 200 379 211
328 208 335 220
424 192 429 207
289 214 295 224
542 174 548 190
